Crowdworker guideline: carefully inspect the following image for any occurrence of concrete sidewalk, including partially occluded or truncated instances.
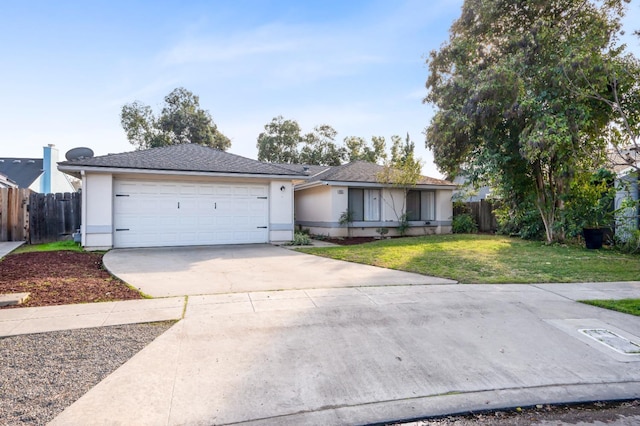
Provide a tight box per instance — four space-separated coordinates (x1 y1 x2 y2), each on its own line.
49 282 640 426
0 298 185 337
0 241 24 259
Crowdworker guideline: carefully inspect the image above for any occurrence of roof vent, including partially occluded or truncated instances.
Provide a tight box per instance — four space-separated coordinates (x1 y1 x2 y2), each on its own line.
13 159 21 163
65 147 94 161
27 160 35 163
303 165 309 172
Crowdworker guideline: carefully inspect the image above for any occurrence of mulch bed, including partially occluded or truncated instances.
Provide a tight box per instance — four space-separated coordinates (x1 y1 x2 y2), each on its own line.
0 251 143 308
323 237 379 245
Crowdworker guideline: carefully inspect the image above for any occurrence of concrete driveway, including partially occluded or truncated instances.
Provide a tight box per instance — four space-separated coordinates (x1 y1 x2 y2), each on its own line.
103 244 456 297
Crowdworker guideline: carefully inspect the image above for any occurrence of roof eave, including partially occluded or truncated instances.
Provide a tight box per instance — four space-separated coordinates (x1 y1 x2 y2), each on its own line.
295 180 456 190
57 165 308 180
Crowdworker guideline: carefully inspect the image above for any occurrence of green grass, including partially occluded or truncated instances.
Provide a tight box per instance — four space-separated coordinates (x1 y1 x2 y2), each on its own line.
299 234 640 284
580 299 640 316
12 240 83 254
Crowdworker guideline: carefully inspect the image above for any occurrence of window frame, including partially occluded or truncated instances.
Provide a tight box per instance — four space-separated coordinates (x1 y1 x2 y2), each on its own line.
405 190 436 221
348 188 381 222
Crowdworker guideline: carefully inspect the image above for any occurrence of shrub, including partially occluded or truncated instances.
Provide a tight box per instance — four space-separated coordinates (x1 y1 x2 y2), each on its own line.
452 213 478 234
616 229 640 254
289 231 312 246
495 201 545 240
376 227 389 238
397 213 410 236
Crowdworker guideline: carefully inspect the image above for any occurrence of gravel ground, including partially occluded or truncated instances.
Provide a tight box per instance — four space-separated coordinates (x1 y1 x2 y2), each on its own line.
0 321 174 426
391 399 640 425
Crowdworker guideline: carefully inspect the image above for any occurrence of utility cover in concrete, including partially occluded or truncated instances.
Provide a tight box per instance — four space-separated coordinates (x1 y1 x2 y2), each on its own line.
580 329 640 354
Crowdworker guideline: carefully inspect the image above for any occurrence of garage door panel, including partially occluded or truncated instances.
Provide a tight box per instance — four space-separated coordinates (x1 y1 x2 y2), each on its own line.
249 186 267 196
114 180 269 248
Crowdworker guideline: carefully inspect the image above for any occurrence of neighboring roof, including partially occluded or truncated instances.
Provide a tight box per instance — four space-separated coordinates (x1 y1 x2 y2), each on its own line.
608 147 639 175
0 158 43 188
58 144 304 177
301 161 455 186
0 172 18 188
452 175 492 201
273 163 329 176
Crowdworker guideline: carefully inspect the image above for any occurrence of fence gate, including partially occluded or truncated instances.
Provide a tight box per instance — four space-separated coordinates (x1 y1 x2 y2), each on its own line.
28 192 81 244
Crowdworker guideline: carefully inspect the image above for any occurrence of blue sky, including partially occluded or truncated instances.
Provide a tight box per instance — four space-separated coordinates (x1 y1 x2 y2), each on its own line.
1 1 639 178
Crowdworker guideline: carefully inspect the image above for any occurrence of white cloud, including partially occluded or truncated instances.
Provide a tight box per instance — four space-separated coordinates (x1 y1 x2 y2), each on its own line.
160 24 302 66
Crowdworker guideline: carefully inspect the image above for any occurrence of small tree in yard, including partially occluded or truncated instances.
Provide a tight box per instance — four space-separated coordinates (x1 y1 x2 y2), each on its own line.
339 209 354 238
377 134 423 236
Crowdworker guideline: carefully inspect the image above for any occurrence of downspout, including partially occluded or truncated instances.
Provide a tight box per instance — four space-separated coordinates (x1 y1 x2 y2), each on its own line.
81 170 86 247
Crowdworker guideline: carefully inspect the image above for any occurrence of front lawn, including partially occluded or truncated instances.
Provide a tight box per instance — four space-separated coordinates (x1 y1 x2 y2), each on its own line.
580 299 640 317
12 240 83 254
299 234 640 284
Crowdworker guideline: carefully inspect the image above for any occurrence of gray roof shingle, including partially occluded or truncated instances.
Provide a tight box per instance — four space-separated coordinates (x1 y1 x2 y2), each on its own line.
58 144 303 176
0 158 43 188
304 161 454 186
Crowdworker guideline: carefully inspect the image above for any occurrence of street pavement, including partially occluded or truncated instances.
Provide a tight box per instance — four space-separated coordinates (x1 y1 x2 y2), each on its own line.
47 282 640 425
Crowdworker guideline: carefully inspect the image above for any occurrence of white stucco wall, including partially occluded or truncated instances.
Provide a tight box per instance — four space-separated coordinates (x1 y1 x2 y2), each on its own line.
295 185 454 237
28 176 42 193
436 189 454 223
295 185 333 222
269 180 295 241
83 173 113 249
330 186 348 222
615 174 639 242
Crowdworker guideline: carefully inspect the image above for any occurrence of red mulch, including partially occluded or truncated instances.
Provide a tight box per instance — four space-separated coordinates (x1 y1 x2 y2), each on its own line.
323 237 379 245
0 251 143 308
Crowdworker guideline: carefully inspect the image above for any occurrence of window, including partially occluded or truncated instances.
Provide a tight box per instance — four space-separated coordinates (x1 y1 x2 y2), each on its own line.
348 188 380 221
406 190 435 221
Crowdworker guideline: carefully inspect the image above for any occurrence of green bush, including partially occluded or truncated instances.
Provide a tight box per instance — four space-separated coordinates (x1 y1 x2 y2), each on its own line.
495 201 544 240
397 213 410 236
452 213 478 234
289 231 312 246
616 229 640 254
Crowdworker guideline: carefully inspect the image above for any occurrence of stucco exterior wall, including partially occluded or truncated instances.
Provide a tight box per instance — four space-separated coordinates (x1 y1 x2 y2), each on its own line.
295 185 333 223
615 174 639 242
436 189 454 223
331 186 349 222
83 173 113 249
295 185 454 238
269 181 295 242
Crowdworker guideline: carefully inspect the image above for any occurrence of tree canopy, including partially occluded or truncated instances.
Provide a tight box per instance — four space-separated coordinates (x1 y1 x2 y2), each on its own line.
344 136 387 163
299 125 346 166
256 115 409 166
424 0 630 242
256 116 302 163
121 87 231 151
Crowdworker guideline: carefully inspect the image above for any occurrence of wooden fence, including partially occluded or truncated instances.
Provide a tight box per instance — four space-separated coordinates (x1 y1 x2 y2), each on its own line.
454 199 498 232
0 188 30 242
28 192 81 244
0 190 81 243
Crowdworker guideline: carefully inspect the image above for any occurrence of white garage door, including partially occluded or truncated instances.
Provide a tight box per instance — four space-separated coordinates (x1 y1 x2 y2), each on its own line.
113 180 269 248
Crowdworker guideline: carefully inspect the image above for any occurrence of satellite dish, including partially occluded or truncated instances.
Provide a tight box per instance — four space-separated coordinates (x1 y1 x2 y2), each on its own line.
65 147 94 161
